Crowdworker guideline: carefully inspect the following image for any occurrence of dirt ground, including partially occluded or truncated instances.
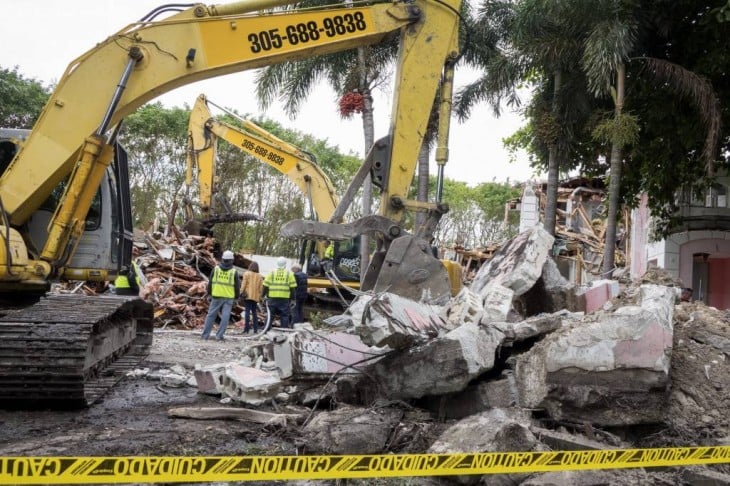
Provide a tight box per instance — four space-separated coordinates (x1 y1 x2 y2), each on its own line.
1 305 728 485
0 330 296 457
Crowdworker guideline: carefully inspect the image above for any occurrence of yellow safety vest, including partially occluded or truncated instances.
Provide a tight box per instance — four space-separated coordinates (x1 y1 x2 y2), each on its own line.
264 268 296 299
131 261 142 286
325 244 334 259
114 274 131 289
211 267 236 298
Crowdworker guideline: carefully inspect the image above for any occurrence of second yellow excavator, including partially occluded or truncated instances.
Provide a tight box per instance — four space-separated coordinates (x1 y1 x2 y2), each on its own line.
0 0 462 406
184 94 362 293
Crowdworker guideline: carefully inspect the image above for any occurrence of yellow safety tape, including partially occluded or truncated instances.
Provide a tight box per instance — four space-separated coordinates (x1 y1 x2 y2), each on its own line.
1 447 728 484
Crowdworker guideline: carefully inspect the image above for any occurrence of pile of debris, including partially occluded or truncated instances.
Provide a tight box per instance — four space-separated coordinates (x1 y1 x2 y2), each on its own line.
135 233 219 329
135 226 728 484
54 231 253 329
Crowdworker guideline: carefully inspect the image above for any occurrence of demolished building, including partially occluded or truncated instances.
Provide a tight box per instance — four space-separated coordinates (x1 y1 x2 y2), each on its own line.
136 224 729 484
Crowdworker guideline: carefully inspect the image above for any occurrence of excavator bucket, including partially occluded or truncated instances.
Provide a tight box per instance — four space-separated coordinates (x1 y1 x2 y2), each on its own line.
362 235 452 304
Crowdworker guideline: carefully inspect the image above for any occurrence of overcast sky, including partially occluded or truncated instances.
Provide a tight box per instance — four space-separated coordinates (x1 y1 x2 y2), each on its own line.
0 0 541 185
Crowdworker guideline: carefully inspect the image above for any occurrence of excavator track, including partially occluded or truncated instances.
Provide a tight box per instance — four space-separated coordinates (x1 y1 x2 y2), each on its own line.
0 294 153 409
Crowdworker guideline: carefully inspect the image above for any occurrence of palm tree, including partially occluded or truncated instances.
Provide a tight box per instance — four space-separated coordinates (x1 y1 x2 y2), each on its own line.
581 0 721 277
455 0 594 237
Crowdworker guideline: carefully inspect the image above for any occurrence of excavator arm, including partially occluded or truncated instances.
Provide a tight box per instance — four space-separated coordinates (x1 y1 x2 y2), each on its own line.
0 0 459 283
186 94 339 223
0 0 461 408
185 94 363 291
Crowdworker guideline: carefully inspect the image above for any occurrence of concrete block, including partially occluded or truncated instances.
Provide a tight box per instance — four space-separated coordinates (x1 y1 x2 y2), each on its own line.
515 284 675 426
292 331 378 376
581 279 620 313
221 363 281 405
351 293 449 349
480 284 515 323
472 226 554 297
367 322 505 399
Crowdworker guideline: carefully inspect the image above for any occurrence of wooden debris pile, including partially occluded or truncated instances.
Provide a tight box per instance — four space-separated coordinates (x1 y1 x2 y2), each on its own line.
53 231 254 330
444 244 500 285
532 177 628 283
136 233 219 329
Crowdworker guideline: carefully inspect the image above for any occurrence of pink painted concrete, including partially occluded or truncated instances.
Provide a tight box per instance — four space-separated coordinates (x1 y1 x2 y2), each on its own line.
613 322 672 369
584 281 618 313
294 332 374 375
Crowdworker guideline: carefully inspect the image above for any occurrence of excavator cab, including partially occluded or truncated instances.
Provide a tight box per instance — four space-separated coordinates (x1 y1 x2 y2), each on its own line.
0 129 134 286
303 238 361 284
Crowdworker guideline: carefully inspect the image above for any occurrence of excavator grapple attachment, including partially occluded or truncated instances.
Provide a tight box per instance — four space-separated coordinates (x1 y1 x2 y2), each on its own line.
362 234 452 304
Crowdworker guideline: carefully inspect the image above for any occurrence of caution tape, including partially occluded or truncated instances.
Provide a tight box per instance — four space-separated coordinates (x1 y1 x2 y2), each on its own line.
1 447 728 484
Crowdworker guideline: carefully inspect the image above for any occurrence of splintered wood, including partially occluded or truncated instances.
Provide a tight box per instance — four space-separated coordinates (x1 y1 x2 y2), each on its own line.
54 232 253 330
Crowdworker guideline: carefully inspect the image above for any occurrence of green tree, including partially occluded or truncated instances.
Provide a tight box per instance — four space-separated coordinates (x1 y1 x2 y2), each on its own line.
456 0 596 237
618 0 729 237
581 0 722 275
119 103 192 230
0 66 50 128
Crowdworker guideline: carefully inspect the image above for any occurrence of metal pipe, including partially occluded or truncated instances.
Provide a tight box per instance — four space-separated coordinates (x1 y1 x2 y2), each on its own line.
435 61 455 203
96 48 143 137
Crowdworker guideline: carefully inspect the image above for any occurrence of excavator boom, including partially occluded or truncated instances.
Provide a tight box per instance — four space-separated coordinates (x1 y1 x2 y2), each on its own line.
0 0 461 407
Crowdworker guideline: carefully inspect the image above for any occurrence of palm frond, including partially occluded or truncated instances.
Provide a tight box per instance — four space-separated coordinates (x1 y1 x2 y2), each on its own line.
638 57 722 171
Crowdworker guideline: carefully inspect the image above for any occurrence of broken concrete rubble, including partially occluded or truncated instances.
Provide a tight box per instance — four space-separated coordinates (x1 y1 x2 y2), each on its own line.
581 279 621 313
98 225 729 485
221 364 282 406
363 322 505 400
425 374 519 420
442 287 484 327
480 283 515 323
349 292 451 349
491 313 567 344
193 363 228 395
516 258 585 315
515 284 675 426
472 226 554 297
428 408 544 485
301 405 403 454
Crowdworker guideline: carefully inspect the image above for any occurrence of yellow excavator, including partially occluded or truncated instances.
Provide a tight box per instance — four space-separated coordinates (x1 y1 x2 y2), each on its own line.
184 94 361 294
0 0 461 408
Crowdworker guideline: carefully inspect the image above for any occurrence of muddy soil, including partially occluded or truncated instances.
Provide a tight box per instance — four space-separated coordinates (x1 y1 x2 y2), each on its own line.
0 330 294 458
1 317 728 485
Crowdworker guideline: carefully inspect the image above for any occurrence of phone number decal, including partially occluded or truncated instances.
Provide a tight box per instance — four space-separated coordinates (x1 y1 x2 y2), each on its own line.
241 139 286 166
248 12 368 53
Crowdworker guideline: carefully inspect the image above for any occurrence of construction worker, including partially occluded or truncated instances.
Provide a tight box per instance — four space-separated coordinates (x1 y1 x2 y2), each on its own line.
321 240 335 275
263 257 297 329
201 250 241 341
291 263 308 324
114 263 139 296
324 240 335 260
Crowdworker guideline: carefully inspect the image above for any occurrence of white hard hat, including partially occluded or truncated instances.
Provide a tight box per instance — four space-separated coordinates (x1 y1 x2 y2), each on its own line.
222 250 234 260
276 257 287 268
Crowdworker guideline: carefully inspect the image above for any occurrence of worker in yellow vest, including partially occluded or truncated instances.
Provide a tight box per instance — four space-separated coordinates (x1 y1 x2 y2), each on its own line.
263 257 297 329
114 262 141 296
201 250 241 341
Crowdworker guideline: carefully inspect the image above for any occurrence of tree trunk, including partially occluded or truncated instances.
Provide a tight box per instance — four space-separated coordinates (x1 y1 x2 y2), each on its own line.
602 62 626 278
359 47 374 280
543 70 562 236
